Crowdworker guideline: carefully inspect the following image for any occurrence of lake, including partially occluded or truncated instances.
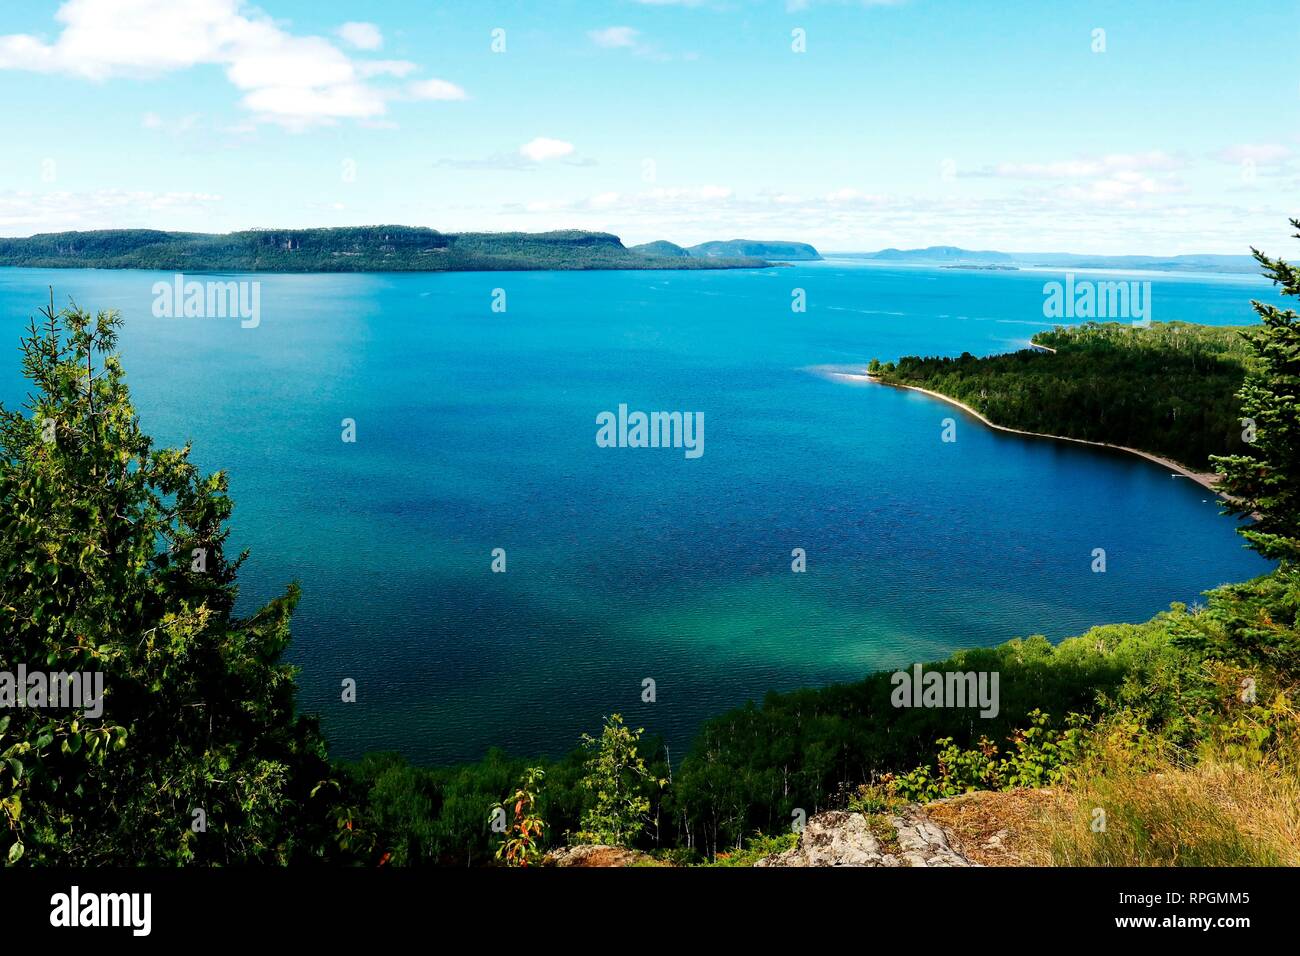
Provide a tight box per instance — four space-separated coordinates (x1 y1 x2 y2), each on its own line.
0 261 1274 763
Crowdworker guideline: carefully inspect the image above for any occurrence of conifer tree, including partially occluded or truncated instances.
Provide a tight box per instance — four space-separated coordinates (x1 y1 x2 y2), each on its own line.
1213 219 1300 564
0 298 334 864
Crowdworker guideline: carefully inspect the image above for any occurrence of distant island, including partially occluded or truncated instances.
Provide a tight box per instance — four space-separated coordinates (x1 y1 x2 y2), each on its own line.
836 245 1259 275
632 239 822 261
0 227 820 274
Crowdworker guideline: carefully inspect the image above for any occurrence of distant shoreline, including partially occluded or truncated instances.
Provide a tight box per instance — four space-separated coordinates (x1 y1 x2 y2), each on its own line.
0 262 783 276
827 369 1226 498
0 228 820 274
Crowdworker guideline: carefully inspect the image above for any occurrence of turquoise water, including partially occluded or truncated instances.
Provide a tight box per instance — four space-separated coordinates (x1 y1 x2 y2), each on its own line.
0 261 1275 763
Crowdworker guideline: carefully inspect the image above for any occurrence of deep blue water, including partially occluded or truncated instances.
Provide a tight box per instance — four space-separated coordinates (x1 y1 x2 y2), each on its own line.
0 261 1275 763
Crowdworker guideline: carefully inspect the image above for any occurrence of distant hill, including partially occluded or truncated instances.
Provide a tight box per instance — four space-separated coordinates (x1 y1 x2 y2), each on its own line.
629 240 691 258
836 246 1258 274
865 245 1016 264
686 239 822 261
1019 252 1259 274
0 227 772 273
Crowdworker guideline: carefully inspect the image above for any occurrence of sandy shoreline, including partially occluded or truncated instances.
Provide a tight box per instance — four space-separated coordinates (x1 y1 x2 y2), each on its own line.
825 369 1227 498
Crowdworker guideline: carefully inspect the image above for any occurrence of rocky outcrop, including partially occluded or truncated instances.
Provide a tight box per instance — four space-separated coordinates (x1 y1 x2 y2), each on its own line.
755 809 977 867
544 845 657 867
545 790 1052 867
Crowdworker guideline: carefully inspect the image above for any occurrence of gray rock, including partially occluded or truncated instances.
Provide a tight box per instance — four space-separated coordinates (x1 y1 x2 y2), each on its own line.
756 809 977 868
545 844 652 867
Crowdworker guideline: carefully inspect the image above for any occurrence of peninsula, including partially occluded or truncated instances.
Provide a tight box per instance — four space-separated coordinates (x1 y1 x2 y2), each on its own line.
864 320 1254 471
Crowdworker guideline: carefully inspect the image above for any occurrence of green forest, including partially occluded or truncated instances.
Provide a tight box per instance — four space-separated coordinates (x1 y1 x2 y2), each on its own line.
0 227 770 273
2 225 1299 867
870 320 1256 469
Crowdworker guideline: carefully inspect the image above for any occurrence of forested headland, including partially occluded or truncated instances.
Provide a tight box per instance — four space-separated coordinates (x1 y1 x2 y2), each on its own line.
869 321 1256 470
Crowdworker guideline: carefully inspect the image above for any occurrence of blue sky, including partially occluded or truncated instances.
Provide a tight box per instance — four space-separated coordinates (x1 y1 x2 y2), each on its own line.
0 0 1296 253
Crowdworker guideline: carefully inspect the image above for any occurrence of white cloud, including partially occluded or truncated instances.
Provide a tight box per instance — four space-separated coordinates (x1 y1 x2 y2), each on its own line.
585 25 689 61
408 78 467 101
976 151 1187 208
824 187 884 204
524 199 568 213
140 111 202 134
1057 170 1181 204
242 83 386 121
336 22 382 51
0 0 462 128
787 0 908 9
485 178 1280 256
646 185 733 201
433 147 596 171
0 189 223 233
991 151 1182 180
520 137 576 162
359 60 418 78
225 34 355 92
588 27 640 49
1212 143 1292 166
0 0 234 78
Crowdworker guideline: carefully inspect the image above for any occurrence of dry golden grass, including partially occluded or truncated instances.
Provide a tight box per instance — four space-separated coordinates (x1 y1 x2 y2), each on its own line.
924 788 1058 866
1041 756 1300 867
919 750 1300 867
